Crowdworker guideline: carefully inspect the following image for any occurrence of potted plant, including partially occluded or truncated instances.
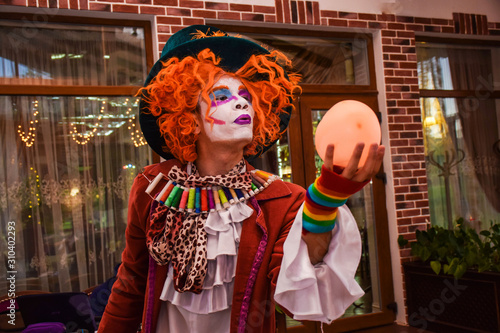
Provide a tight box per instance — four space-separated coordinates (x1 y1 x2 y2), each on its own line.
399 218 500 333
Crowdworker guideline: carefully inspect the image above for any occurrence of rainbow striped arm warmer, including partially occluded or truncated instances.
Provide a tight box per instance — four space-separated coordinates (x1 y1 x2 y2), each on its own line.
303 165 369 233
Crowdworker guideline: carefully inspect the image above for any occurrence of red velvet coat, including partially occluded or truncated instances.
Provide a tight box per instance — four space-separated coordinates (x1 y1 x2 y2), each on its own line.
98 159 305 333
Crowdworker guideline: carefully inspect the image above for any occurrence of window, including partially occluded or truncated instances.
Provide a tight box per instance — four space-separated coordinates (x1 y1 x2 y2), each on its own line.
241 33 370 86
216 24 393 332
0 15 152 294
416 40 500 230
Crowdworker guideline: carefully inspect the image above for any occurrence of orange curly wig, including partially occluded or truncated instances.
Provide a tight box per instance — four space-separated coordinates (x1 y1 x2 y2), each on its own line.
138 48 301 164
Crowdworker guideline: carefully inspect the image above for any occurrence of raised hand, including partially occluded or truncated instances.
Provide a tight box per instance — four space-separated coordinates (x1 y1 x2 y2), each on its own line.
323 142 385 182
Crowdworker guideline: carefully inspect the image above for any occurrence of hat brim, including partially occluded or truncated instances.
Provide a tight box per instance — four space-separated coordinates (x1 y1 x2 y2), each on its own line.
139 36 291 161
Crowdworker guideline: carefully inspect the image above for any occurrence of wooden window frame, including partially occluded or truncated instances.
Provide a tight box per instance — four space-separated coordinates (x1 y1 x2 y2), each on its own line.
293 94 394 333
0 13 154 97
416 35 500 99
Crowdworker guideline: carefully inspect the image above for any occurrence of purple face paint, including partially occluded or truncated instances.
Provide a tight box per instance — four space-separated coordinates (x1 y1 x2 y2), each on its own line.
234 114 252 125
238 89 252 103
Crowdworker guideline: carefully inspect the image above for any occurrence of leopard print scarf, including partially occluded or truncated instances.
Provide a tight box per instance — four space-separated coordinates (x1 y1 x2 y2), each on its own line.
146 159 252 294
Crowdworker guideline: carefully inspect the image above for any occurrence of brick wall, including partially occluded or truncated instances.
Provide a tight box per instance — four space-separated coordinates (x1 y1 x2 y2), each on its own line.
2 0 500 321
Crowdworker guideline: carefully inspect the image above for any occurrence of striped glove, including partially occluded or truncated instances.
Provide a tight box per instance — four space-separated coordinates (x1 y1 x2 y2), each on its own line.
302 165 368 233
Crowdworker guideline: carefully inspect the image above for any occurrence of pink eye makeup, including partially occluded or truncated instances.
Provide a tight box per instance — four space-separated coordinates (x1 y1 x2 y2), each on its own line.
238 89 251 102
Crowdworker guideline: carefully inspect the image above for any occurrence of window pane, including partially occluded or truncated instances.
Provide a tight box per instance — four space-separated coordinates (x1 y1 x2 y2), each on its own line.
310 108 382 319
234 32 370 85
0 96 150 293
417 40 500 230
416 42 500 91
421 97 500 230
0 21 147 86
251 133 293 183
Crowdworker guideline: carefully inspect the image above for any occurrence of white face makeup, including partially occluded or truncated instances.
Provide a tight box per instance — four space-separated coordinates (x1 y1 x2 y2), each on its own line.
198 75 255 145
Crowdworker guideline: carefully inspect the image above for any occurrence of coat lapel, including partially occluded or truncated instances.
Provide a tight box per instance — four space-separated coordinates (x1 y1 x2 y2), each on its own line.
231 164 293 332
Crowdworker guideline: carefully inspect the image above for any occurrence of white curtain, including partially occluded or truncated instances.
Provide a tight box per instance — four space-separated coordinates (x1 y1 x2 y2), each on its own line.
0 20 150 294
0 95 150 294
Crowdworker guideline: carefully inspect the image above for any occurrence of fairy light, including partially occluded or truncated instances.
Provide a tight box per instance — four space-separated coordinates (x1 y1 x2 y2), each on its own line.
276 139 283 179
17 100 39 147
26 167 41 222
70 100 105 145
36 173 41 205
126 98 147 147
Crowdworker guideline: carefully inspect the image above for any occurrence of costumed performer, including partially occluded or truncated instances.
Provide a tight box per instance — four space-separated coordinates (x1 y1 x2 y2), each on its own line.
98 25 385 333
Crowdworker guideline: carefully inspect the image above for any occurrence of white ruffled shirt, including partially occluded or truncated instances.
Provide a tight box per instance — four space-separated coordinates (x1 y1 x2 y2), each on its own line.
156 200 363 333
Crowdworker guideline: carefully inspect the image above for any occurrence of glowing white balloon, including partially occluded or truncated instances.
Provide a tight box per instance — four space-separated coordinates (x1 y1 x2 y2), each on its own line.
315 100 381 167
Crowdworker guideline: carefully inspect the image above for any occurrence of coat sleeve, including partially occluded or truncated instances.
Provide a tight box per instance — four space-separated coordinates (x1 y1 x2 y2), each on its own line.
266 182 305 301
98 174 152 333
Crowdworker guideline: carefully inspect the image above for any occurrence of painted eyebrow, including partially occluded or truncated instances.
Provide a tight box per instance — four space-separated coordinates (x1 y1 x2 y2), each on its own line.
212 85 229 93
238 85 248 91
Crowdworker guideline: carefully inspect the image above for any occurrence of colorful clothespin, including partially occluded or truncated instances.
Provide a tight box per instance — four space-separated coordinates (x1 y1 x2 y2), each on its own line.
145 172 165 199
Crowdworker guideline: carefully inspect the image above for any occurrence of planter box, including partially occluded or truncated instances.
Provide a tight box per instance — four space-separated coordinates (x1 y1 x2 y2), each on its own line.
403 261 500 333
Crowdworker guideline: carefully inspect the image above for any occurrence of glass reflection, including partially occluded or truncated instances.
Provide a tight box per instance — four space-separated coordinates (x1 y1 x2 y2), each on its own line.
0 21 147 86
250 132 293 183
234 32 369 85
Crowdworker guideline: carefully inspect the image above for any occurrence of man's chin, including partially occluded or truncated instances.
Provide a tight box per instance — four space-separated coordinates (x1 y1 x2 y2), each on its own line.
211 137 253 149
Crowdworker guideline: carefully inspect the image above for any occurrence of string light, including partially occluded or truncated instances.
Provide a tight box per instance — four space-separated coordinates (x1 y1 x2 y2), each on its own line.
126 98 147 147
277 139 283 179
70 100 105 145
123 163 136 169
18 100 39 147
27 167 41 219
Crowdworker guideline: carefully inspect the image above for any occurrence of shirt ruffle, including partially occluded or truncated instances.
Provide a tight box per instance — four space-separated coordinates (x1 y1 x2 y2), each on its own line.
159 201 253 314
205 202 253 259
274 204 364 324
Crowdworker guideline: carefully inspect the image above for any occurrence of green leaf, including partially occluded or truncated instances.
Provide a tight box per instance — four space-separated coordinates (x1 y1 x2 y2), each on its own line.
421 247 432 262
447 233 458 248
443 264 450 274
398 235 408 247
437 246 448 259
430 261 441 275
410 243 423 257
416 229 428 244
428 228 436 241
454 262 468 279
480 230 491 237
448 258 459 275
478 262 491 272
464 252 476 267
469 229 481 245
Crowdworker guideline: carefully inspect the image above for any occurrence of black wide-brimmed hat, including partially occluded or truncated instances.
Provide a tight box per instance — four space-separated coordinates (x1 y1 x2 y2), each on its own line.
139 25 292 161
